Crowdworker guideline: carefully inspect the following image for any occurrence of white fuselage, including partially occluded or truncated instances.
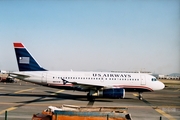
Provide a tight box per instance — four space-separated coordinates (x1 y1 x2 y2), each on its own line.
13 71 165 92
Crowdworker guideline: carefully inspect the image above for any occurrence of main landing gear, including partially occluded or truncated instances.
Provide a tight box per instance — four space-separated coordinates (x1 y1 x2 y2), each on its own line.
138 92 143 100
87 93 95 101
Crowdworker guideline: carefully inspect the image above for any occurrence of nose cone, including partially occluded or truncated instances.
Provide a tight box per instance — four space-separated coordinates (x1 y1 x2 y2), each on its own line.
153 81 165 91
159 81 165 90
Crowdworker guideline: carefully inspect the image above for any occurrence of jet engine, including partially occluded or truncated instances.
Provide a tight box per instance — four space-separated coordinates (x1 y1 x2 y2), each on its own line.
102 88 125 98
89 88 125 99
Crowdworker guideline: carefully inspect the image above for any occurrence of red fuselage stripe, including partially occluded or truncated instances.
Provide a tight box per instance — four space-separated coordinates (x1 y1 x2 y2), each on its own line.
113 85 153 91
47 83 153 91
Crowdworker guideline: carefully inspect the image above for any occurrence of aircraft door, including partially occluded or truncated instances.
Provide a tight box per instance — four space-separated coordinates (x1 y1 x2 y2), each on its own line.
140 75 146 85
41 73 47 83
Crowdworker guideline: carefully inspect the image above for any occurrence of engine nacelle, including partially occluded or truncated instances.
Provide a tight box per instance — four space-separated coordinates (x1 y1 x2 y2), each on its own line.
90 88 125 99
102 88 125 98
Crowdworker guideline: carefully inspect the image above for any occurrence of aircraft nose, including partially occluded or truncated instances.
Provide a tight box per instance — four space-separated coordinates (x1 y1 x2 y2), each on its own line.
159 81 165 90
153 81 165 91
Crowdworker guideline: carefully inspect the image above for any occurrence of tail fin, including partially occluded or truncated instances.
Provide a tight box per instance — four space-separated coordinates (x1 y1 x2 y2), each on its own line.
13 42 47 71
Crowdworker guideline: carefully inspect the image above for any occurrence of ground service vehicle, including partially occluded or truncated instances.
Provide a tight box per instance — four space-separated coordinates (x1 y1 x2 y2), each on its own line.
32 104 132 120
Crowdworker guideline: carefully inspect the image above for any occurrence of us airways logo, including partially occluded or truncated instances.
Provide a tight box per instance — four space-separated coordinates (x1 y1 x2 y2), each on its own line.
93 73 131 78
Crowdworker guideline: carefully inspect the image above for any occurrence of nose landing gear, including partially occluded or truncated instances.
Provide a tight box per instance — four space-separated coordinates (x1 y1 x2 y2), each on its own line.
138 92 143 100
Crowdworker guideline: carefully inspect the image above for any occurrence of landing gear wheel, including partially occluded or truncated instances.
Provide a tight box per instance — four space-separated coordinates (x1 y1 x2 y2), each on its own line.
138 92 143 100
139 96 143 100
87 93 95 101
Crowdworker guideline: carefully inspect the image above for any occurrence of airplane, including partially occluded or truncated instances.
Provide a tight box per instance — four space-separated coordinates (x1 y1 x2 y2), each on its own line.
0 70 7 74
10 42 165 101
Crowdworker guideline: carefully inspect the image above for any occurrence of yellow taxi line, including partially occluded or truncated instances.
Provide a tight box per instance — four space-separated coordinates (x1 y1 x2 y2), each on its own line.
0 107 17 115
0 88 35 114
174 89 180 92
133 93 138 97
155 109 176 120
133 93 176 120
0 89 64 114
51 90 64 95
14 88 35 93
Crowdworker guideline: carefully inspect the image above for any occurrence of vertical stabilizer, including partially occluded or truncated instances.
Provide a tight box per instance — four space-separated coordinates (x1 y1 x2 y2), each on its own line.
13 42 47 71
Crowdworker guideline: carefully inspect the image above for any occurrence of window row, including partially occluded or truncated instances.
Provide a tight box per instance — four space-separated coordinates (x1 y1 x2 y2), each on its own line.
52 77 139 81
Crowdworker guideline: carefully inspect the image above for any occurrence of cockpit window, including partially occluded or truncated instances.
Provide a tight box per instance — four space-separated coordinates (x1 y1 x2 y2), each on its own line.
152 78 157 81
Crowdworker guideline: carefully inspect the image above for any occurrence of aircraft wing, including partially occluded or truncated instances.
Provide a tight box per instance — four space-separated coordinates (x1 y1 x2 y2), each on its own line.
61 78 104 90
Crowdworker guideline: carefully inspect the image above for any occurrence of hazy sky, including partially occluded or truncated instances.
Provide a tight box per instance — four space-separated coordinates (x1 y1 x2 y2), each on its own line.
0 0 179 75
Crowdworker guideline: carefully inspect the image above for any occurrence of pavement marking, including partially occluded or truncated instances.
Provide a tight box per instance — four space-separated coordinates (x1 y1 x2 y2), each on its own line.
133 93 138 97
174 89 180 92
0 89 64 115
51 90 64 95
133 93 177 120
0 87 36 113
14 88 35 93
0 107 17 115
155 108 177 120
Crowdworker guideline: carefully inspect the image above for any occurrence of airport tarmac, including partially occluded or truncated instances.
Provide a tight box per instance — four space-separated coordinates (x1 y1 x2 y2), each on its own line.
0 80 179 120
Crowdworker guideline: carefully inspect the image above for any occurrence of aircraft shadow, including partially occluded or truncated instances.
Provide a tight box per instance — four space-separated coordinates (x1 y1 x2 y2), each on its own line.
0 90 137 109
0 92 113 103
